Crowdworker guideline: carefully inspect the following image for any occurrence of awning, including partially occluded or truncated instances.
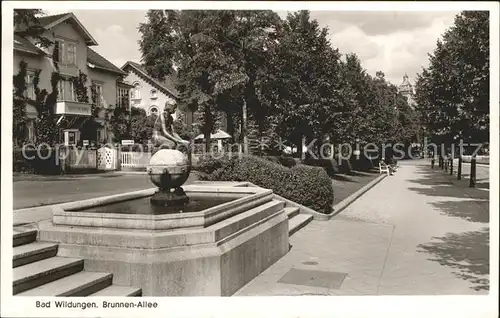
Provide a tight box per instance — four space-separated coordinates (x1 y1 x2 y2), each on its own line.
194 130 232 140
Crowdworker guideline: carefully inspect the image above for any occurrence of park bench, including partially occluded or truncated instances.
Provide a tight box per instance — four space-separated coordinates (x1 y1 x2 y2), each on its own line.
379 162 389 175
379 162 392 175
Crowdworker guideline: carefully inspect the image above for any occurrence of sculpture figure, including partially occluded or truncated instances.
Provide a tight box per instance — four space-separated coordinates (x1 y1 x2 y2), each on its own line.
148 102 192 206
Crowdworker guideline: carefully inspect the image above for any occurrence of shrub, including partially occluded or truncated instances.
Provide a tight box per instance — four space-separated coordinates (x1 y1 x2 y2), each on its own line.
196 154 334 214
264 154 297 168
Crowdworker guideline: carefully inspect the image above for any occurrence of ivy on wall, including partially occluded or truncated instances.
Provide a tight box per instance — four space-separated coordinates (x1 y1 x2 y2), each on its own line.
72 70 89 103
33 69 60 146
13 61 28 146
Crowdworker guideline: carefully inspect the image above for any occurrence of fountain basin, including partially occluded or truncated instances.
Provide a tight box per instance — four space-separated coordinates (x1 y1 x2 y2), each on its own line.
38 183 290 296
52 186 274 230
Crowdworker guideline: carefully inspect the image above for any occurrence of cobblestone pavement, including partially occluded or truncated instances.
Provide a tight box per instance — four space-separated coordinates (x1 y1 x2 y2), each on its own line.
235 160 490 295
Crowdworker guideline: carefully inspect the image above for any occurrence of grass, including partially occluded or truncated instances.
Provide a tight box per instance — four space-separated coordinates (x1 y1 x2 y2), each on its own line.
331 170 380 205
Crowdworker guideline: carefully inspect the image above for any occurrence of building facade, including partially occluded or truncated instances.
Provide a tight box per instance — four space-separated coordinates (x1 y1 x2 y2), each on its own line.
121 61 180 118
14 12 130 146
121 61 229 132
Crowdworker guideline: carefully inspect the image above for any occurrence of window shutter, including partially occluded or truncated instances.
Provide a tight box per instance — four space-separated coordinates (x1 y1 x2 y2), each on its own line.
60 42 66 64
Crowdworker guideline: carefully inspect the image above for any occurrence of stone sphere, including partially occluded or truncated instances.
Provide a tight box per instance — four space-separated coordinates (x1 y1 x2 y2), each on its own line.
147 149 191 190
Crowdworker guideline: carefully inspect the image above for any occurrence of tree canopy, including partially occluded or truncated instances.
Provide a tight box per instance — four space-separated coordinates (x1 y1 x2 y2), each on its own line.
414 11 489 146
138 9 419 156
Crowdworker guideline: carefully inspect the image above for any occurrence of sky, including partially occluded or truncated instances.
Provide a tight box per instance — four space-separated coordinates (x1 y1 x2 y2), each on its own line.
44 9 458 86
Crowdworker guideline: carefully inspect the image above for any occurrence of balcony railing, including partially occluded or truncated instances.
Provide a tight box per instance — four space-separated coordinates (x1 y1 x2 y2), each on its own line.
55 100 92 116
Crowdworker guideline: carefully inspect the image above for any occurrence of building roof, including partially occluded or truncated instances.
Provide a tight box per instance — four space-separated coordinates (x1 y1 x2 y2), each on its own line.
38 12 98 46
87 48 126 75
122 61 179 99
37 13 68 26
14 12 124 77
13 35 45 55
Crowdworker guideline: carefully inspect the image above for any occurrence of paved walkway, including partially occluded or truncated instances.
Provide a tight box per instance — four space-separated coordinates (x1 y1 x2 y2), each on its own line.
236 160 489 295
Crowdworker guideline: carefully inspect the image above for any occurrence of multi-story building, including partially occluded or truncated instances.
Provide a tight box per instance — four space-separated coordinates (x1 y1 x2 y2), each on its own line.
14 12 131 145
121 61 229 134
121 61 181 118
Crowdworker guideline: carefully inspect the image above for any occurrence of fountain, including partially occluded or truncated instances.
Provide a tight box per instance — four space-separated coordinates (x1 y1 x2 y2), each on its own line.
36 104 290 296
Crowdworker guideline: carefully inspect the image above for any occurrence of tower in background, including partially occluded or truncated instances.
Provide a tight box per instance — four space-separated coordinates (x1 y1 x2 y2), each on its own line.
398 73 416 109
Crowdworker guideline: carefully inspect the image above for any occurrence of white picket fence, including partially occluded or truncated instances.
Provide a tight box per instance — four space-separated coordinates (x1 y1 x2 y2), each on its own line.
121 151 152 171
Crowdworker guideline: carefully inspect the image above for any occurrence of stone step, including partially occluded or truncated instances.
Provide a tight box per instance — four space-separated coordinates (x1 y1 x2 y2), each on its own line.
17 271 113 296
289 214 313 236
89 285 143 297
13 242 59 268
13 257 84 294
13 229 37 247
284 207 300 219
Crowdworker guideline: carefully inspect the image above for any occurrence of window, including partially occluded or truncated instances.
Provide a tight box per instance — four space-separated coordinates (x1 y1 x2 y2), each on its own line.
150 89 157 99
57 81 65 101
27 120 35 142
68 80 76 101
57 79 77 101
67 43 76 66
93 83 103 107
149 106 159 116
25 71 36 99
54 39 77 66
117 87 130 108
132 83 141 99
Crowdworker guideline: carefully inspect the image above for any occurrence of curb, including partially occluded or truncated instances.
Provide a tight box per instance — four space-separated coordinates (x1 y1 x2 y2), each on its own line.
330 173 387 219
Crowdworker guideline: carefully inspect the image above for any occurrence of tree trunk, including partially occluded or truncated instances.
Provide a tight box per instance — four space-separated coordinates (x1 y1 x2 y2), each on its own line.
457 155 462 179
204 131 211 154
242 98 249 154
227 111 235 141
297 134 303 159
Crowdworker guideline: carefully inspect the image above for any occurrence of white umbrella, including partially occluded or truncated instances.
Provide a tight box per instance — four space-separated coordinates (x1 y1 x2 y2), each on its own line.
194 130 232 140
194 130 232 152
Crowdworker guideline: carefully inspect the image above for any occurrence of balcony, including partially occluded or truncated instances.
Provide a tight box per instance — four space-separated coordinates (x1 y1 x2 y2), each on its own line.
55 100 92 116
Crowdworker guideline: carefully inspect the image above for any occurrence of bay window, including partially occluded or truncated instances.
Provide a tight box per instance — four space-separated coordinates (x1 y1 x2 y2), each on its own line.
57 79 77 101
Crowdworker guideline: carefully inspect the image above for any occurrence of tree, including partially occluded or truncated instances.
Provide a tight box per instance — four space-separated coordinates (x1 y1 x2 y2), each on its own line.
415 11 489 149
259 11 352 157
445 11 489 143
139 10 281 153
13 10 57 146
107 103 130 142
73 70 101 142
14 9 53 48
140 11 234 151
340 54 375 145
32 69 59 146
129 107 155 144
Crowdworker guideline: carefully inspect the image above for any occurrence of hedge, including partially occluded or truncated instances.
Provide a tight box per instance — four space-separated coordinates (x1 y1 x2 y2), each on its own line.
196 154 334 214
264 154 297 168
13 147 62 175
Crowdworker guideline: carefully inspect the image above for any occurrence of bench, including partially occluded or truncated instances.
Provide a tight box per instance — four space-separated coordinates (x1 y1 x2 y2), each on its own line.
379 162 390 175
379 162 398 175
